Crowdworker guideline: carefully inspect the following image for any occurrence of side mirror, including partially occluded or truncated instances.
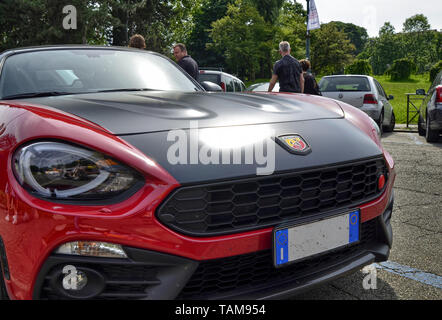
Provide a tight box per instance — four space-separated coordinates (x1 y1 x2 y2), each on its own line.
388 95 394 100
200 81 223 92
416 89 425 95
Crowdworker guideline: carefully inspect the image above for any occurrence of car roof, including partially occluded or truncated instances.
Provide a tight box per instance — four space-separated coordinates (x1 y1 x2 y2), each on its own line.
199 69 243 82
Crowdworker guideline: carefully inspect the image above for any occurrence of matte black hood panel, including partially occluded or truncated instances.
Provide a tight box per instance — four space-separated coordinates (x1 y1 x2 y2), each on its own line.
26 91 344 134
122 119 382 184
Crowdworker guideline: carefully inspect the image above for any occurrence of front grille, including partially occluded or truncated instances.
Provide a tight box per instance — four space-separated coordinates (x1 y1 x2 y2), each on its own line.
177 218 378 299
157 157 388 236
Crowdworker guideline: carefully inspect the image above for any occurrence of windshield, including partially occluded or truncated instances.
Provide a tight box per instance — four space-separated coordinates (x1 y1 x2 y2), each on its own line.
0 49 201 99
319 77 370 92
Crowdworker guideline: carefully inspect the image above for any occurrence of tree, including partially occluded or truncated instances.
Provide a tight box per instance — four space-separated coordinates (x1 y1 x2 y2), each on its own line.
187 0 233 68
310 23 355 75
359 22 404 75
403 14 430 33
329 21 368 55
0 0 114 51
249 0 284 24
273 0 306 61
379 22 395 36
210 0 273 80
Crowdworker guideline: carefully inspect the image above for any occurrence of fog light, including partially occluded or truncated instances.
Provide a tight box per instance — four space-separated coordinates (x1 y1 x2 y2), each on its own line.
55 241 127 258
62 265 88 291
378 174 386 190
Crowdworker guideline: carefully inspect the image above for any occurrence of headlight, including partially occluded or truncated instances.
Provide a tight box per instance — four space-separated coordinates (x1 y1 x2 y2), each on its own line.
13 141 143 202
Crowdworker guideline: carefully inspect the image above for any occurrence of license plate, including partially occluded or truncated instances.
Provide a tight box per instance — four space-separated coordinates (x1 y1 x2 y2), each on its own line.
273 210 360 267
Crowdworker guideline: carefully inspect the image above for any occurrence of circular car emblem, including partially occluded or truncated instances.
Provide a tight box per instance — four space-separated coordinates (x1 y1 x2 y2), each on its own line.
275 134 312 155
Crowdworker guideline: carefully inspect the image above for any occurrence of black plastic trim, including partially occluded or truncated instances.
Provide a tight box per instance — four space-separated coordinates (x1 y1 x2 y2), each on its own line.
157 156 389 237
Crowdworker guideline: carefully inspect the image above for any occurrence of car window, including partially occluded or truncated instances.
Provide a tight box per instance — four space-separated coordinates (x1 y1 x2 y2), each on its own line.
225 76 234 92
240 82 246 92
374 80 386 98
199 73 220 85
430 71 442 91
234 80 242 92
319 77 370 92
0 49 201 98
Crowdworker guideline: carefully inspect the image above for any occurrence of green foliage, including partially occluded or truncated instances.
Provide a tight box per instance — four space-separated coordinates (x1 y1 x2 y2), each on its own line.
328 21 368 55
0 0 199 55
310 23 355 75
430 60 442 82
386 58 416 81
345 59 372 75
187 0 233 68
209 0 274 81
402 14 430 33
360 15 441 76
248 0 284 24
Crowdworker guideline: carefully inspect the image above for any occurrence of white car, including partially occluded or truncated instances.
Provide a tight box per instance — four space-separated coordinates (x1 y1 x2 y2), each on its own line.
319 75 395 134
199 69 246 92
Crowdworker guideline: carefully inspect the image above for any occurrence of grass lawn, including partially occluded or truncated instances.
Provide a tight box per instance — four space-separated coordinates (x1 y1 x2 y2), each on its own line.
374 74 431 124
245 74 432 124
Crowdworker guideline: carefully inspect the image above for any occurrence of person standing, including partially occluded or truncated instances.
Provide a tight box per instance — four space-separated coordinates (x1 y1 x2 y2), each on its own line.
128 34 146 49
268 41 304 93
173 43 199 81
299 59 321 95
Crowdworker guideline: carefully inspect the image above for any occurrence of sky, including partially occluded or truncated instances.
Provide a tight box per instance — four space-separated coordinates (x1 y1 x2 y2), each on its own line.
299 0 442 37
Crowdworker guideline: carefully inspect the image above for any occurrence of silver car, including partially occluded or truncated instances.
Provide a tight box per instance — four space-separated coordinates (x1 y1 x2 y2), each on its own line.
319 75 395 134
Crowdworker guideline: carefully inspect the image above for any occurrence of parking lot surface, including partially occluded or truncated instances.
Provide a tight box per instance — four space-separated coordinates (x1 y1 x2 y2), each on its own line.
293 131 442 300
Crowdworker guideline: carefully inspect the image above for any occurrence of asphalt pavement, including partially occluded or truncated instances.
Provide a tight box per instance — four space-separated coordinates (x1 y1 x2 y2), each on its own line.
293 129 442 300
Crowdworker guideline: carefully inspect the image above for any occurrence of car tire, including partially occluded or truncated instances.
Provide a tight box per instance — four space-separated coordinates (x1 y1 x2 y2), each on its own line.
384 111 395 132
418 115 425 136
425 114 439 142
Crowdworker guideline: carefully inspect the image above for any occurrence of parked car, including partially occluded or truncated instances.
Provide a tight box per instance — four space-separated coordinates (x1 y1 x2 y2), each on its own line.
319 75 395 134
0 46 395 300
198 69 246 92
247 82 279 92
417 70 442 142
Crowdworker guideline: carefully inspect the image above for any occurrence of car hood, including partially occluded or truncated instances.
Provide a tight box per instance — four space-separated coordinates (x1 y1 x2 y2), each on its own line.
23 91 344 135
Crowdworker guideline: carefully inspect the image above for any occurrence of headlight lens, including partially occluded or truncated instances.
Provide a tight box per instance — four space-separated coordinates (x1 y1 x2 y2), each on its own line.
13 141 143 202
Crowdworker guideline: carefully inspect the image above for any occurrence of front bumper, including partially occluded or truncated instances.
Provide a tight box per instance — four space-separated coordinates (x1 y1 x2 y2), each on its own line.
32 191 394 300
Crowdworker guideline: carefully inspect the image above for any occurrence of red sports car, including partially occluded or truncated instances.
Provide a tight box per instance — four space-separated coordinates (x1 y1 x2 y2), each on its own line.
0 46 395 300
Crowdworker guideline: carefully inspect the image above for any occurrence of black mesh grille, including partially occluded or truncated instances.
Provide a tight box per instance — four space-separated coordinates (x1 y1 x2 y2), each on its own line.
177 218 378 299
157 157 388 236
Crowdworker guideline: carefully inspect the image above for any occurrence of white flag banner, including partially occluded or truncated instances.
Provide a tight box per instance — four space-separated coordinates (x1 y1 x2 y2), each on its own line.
307 0 321 31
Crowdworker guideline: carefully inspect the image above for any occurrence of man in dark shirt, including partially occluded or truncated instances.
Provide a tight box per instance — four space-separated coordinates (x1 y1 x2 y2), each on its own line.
268 41 304 93
173 43 199 81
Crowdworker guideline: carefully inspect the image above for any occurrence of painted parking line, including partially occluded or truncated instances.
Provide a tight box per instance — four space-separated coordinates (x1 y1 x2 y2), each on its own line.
408 133 424 145
373 261 442 289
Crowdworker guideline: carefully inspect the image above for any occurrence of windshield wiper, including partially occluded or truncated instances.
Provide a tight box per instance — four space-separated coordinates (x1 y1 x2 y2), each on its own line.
93 88 155 93
1 91 73 100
